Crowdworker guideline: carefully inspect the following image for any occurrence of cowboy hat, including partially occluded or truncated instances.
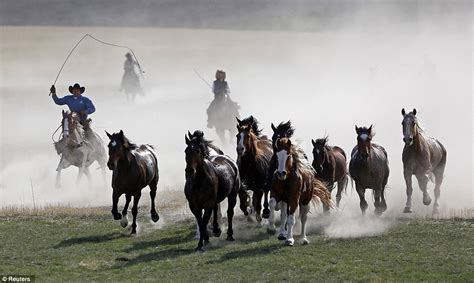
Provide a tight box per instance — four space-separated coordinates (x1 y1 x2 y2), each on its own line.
69 83 85 94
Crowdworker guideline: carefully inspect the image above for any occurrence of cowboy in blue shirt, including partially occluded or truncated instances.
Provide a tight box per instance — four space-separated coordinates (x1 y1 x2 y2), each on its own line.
50 83 95 122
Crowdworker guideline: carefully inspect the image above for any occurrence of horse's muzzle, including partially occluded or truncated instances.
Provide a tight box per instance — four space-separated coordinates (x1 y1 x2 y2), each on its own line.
403 137 413 146
107 160 114 170
236 147 244 155
276 171 287 180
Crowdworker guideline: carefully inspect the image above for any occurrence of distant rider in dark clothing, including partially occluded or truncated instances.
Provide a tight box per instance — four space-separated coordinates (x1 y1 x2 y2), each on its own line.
207 70 230 128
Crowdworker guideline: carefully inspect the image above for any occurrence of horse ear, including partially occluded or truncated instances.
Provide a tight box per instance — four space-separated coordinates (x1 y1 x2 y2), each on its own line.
185 135 190 145
355 125 359 134
368 124 373 134
187 130 192 138
311 139 316 147
119 130 124 138
105 131 112 139
271 123 276 132
401 108 406 116
236 117 241 124
324 137 328 145
413 108 417 115
249 115 254 123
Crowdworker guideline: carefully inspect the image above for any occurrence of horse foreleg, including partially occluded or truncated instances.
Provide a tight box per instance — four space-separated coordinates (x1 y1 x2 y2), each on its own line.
190 205 204 249
267 197 277 234
416 173 431 206
278 202 288 241
374 188 384 216
299 204 310 245
84 166 92 185
212 204 222 237
323 181 333 215
56 156 64 188
226 192 237 241
285 211 295 246
130 191 142 235
76 151 88 185
403 170 414 213
121 194 132 228
262 189 270 219
356 184 368 214
336 176 348 208
253 190 264 227
111 190 122 220
202 207 213 244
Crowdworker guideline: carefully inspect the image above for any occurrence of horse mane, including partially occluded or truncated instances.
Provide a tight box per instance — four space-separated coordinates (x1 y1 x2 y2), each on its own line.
276 121 295 138
239 116 263 136
290 142 316 178
122 134 139 150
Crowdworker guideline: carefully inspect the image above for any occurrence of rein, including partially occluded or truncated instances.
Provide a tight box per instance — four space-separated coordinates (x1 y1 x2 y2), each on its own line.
51 124 62 143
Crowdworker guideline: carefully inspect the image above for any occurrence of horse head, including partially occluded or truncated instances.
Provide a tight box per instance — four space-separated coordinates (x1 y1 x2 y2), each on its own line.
236 120 257 156
355 125 374 160
185 131 206 178
275 137 293 181
105 130 132 170
401 108 418 146
312 137 328 174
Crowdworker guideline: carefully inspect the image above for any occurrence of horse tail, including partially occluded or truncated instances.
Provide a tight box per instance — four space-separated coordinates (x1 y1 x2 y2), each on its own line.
311 178 333 209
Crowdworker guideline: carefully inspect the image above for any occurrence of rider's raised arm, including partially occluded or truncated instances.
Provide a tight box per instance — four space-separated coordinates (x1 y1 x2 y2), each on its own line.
52 93 67 105
84 97 96 115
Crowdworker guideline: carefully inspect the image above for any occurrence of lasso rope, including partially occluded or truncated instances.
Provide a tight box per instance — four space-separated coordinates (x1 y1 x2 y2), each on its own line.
49 33 144 96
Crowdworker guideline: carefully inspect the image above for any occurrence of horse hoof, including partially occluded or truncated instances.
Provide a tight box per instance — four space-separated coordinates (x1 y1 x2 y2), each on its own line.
195 247 206 253
374 208 384 216
423 196 432 206
267 228 276 235
277 234 287 241
213 228 222 237
433 206 440 215
403 207 413 213
151 213 160 223
204 239 210 245
300 238 309 245
262 209 270 219
256 222 263 228
284 239 294 246
130 230 137 235
120 216 128 228
226 235 235 241
113 213 122 220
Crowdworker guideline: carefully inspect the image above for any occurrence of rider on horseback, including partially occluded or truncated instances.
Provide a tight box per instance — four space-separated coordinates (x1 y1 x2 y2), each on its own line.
207 70 230 128
50 83 97 146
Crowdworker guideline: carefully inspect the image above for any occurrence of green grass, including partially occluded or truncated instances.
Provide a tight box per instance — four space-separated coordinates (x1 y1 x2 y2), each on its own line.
0 209 473 282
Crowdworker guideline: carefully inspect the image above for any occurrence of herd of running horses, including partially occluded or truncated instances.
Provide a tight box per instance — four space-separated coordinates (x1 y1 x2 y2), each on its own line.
57 107 446 251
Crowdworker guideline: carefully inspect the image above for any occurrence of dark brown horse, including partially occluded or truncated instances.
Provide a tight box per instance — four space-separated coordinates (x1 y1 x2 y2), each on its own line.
185 130 241 252
401 108 447 214
349 125 390 215
105 130 159 234
311 137 348 209
236 116 273 226
269 137 331 246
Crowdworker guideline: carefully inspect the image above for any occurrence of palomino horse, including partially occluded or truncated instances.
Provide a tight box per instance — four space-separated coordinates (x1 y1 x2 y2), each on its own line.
311 137 348 209
269 137 332 246
236 116 273 226
185 130 241 251
106 130 160 234
349 125 390 215
210 97 241 144
401 108 447 214
54 110 107 187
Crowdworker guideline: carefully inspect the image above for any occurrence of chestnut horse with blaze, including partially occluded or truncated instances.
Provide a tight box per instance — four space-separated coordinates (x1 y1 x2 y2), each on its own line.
269 137 331 246
105 130 160 235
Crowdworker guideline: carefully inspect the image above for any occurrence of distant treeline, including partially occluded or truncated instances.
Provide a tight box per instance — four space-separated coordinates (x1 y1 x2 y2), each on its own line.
0 0 466 31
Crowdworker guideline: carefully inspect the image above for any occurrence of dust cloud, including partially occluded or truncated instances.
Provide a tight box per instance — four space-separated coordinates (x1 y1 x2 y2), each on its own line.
0 1 472 239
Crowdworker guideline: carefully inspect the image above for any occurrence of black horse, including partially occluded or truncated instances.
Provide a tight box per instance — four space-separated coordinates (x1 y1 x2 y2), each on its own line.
349 125 390 215
184 130 241 251
236 116 273 226
106 130 159 234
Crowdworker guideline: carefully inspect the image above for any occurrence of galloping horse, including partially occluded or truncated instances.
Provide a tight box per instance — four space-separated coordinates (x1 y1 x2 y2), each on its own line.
54 110 107 187
236 116 273 226
401 108 447 214
269 137 331 246
349 125 390 215
311 137 348 209
106 130 160 234
184 130 241 251
211 97 240 144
